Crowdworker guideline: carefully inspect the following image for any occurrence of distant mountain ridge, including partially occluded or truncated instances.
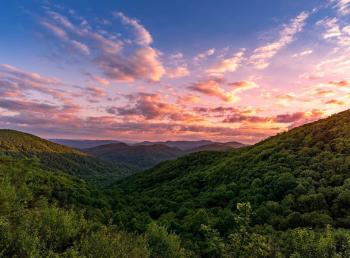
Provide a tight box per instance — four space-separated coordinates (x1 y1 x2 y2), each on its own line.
84 143 183 170
83 140 246 170
135 140 214 150
50 139 124 149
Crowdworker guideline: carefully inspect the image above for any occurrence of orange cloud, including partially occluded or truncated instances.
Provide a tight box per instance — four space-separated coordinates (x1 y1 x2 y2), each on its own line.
314 89 335 97
189 79 236 102
176 95 200 105
325 99 345 105
328 80 350 87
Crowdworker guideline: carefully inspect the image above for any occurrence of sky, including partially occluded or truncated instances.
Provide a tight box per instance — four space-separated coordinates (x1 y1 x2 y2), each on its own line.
0 0 350 143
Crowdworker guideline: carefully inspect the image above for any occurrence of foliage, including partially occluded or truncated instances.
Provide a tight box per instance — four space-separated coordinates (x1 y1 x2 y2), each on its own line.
108 110 350 256
0 129 134 186
145 222 188 258
3 110 350 257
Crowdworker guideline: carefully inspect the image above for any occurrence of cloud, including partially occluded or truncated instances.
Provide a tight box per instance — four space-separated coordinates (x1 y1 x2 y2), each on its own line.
314 89 335 97
250 11 309 69
167 65 190 78
274 110 324 128
317 17 350 46
0 64 72 104
292 49 313 57
0 80 22 98
325 99 345 105
170 52 184 60
42 20 90 55
107 93 199 122
328 80 350 87
194 48 215 61
85 73 110 85
71 40 90 55
114 11 153 46
228 80 259 91
274 112 307 123
189 78 236 102
176 95 200 105
275 93 297 106
41 9 165 82
206 49 245 75
333 0 350 15
97 46 165 82
223 114 271 123
222 110 324 128
0 98 80 114
86 87 106 97
0 110 275 143
42 21 69 40
189 79 258 102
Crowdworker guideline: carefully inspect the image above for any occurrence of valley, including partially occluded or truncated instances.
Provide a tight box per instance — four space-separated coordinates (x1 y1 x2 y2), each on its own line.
1 110 350 257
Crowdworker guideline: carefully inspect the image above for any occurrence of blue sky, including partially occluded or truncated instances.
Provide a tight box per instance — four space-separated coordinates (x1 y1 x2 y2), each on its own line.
0 0 349 142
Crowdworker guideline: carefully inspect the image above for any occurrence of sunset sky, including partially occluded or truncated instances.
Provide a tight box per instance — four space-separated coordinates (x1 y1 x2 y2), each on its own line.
0 0 349 143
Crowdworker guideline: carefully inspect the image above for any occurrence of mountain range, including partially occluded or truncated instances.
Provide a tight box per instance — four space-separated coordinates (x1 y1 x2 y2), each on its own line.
50 139 124 149
83 140 245 170
2 110 350 257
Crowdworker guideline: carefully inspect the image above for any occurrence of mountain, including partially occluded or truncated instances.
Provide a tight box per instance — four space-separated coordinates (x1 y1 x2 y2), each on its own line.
50 139 123 149
84 141 245 170
84 143 183 170
108 109 350 257
3 110 350 257
135 140 214 150
185 141 246 153
0 130 185 257
0 152 159 257
0 129 135 185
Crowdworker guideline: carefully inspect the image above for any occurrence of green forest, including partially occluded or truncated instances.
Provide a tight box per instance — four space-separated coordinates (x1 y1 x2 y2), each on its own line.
2 110 350 257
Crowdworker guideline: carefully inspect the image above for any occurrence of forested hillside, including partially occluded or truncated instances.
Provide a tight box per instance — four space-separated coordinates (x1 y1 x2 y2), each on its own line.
0 155 190 257
108 109 350 257
0 129 134 186
2 110 350 257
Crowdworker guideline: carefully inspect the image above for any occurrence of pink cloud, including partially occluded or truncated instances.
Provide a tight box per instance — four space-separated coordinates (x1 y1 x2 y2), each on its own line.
176 95 200 105
0 64 72 104
107 93 200 122
206 49 245 75
41 9 165 82
229 80 259 91
167 65 190 78
97 46 165 82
